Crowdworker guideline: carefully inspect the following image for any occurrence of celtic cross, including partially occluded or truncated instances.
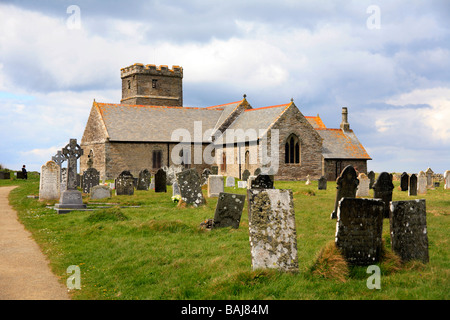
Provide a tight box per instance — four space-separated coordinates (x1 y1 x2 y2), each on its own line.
61 139 83 190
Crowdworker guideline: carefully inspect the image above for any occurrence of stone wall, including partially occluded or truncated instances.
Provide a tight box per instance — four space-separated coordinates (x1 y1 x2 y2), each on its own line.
323 159 368 181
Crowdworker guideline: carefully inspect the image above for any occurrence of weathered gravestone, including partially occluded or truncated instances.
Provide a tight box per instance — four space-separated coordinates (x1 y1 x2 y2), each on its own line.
368 171 375 189
425 168 434 188
409 174 418 196
39 161 61 201
176 168 205 207
172 181 181 197
211 166 218 175
444 170 450 190
226 176 235 188
60 168 67 194
247 189 298 272
237 181 247 188
137 169 151 191
318 176 327 190
251 174 274 189
115 171 135 196
82 167 100 194
330 165 359 219
242 169 250 182
335 198 384 266
389 200 429 263
356 173 370 197
212 192 246 229
400 172 409 191
247 175 256 189
417 171 427 195
373 172 394 218
90 185 111 200
165 165 183 186
208 175 224 197
154 168 167 193
201 168 211 186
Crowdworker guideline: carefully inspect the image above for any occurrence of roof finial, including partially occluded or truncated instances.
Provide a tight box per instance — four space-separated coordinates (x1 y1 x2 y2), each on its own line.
243 94 247 99
290 98 294 102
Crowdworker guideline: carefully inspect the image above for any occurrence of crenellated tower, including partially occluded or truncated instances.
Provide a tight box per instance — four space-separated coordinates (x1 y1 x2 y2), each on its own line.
120 63 183 106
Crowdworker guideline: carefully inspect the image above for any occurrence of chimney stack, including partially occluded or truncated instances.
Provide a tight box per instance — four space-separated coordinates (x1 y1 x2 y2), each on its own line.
340 107 350 131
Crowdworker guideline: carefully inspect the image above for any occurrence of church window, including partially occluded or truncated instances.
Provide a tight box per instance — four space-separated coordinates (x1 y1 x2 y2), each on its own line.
285 134 300 164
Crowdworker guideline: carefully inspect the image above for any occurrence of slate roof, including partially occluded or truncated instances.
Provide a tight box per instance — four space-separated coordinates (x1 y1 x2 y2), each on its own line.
316 128 371 160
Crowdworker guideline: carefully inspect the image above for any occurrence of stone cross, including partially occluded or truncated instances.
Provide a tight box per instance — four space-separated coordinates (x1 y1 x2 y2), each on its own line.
61 139 83 190
52 150 66 167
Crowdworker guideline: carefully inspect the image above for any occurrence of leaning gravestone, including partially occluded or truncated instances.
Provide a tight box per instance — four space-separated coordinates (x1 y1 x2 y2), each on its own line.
155 168 167 193
39 161 61 201
417 171 427 195
137 169 151 191
90 185 111 200
400 172 409 191
176 169 205 207
248 189 298 272
356 173 370 197
368 171 375 189
208 175 224 197
389 200 429 263
212 192 246 229
201 168 211 186
242 169 250 182
318 176 327 190
425 168 434 188
226 176 235 188
251 174 274 189
373 172 394 218
409 174 418 196
335 198 384 266
115 171 135 196
82 167 100 194
330 165 359 219
444 170 450 190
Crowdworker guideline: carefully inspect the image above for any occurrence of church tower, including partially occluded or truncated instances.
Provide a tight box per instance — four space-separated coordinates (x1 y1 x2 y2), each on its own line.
120 63 183 106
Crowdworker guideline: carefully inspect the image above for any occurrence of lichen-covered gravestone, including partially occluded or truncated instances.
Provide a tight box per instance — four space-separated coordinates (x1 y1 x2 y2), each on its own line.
389 200 429 263
176 169 205 207
137 169 151 191
39 161 61 201
207 175 224 197
154 168 167 193
409 174 418 196
250 174 274 189
82 167 100 194
247 189 298 272
356 173 370 197
373 171 394 218
242 169 250 182
318 176 327 190
115 171 135 196
212 192 246 229
400 172 409 191
335 198 384 266
330 165 359 219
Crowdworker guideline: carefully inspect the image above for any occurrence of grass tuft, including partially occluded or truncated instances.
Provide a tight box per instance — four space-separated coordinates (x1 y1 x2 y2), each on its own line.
85 207 129 223
310 241 349 282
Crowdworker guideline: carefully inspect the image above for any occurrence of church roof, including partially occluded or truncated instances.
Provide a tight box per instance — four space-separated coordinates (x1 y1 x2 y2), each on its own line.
316 128 371 160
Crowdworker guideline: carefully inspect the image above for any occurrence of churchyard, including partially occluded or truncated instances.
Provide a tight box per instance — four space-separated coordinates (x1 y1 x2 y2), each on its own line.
1 168 449 300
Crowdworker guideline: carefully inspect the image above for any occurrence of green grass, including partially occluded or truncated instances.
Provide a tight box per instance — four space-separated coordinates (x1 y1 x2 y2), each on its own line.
1 175 449 300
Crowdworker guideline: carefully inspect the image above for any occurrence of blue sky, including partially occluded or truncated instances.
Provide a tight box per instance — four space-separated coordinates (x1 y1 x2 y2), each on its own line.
0 0 449 174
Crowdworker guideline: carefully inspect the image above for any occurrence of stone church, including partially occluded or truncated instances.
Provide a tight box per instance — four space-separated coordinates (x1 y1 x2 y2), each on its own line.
80 63 371 181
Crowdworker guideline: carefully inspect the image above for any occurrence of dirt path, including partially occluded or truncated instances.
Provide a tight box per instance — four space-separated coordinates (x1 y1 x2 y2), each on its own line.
0 186 70 300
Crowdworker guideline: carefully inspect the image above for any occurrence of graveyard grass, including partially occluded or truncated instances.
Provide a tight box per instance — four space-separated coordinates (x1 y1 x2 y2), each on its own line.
2 174 449 300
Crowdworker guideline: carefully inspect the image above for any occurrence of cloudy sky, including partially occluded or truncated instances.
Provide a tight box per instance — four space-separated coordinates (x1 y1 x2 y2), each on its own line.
0 0 449 174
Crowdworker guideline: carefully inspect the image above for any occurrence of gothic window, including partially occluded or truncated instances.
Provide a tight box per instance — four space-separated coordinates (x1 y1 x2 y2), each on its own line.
285 134 300 164
221 152 227 172
244 150 250 170
152 150 162 169
127 80 131 89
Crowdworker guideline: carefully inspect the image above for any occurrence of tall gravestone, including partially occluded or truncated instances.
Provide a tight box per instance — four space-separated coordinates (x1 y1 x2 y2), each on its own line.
55 139 86 212
373 172 394 218
409 174 418 196
137 169 151 191
39 161 61 201
318 176 327 190
82 167 100 194
444 170 449 190
335 198 384 266
242 169 250 182
389 200 429 263
400 172 409 191
176 168 205 207
368 171 375 189
60 168 67 194
356 173 370 197
417 171 427 195
248 189 298 272
212 192 246 229
251 174 274 189
115 171 135 196
330 165 359 219
155 168 167 193
425 168 434 189
207 175 224 197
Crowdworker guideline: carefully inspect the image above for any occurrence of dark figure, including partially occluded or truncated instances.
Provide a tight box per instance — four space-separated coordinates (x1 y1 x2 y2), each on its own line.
22 165 27 179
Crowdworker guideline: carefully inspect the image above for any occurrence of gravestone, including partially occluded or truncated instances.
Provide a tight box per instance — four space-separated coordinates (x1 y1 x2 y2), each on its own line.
115 171 135 196
212 192 246 229
155 168 167 193
176 168 205 207
373 172 394 218
247 175 256 189
409 174 418 196
149 177 155 190
368 171 375 189
425 168 434 188
137 169 151 191
237 181 247 188
444 170 449 190
201 168 211 186
400 172 409 191
356 173 370 197
251 174 274 189
318 176 327 190
254 168 261 176
82 167 100 194
242 169 250 182
39 161 61 201
330 165 359 219
389 200 429 263
226 176 235 188
172 181 181 197
166 165 183 185
305 175 311 185
16 171 24 179
55 139 86 212
248 189 298 272
60 168 67 194
335 198 384 266
211 166 218 175
52 150 66 183
208 175 224 197
0 172 10 179
417 171 427 195
90 185 111 200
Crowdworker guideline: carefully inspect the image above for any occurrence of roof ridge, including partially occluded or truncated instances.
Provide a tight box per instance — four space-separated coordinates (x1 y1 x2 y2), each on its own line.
205 101 241 109
94 101 224 111
244 103 289 112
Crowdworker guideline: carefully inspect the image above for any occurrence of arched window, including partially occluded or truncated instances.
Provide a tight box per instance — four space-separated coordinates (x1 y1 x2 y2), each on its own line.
244 150 250 170
221 152 227 172
285 134 300 164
